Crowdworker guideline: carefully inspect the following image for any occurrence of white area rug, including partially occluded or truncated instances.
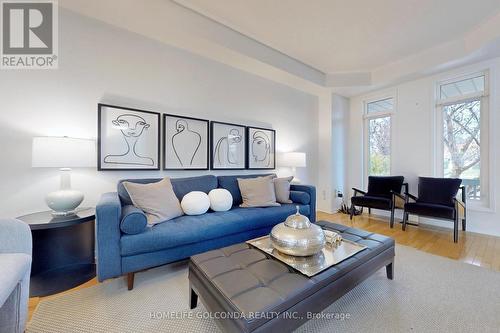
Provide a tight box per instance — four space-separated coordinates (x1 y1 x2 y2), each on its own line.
27 245 500 333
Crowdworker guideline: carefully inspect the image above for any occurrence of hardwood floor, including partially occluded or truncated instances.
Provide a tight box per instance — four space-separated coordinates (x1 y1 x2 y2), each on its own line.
317 211 500 272
28 211 500 321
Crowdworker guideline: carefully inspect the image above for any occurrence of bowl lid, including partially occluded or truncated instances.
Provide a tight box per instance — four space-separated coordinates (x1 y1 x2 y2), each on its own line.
284 206 311 229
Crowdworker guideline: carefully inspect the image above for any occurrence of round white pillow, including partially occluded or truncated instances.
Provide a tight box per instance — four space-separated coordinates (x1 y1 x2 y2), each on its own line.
181 191 210 215
208 189 233 212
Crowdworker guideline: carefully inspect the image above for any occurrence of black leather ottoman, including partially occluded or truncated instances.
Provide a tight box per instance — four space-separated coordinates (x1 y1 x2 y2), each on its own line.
188 221 395 332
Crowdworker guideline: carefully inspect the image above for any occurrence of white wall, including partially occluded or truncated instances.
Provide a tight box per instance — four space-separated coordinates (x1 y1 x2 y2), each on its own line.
348 58 500 236
0 9 318 218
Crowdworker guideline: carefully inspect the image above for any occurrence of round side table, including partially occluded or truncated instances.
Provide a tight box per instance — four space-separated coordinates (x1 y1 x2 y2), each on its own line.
17 208 96 297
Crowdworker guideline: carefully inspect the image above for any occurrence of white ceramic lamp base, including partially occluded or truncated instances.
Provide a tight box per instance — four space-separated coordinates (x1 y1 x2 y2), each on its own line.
46 168 84 216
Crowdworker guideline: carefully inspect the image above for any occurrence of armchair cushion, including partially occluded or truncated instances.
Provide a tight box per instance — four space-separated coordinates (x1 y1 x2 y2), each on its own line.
417 177 462 206
405 202 455 220
0 253 31 307
351 195 392 210
366 176 404 199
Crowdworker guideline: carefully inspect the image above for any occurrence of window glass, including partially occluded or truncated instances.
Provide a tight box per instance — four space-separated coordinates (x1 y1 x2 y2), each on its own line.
368 116 391 176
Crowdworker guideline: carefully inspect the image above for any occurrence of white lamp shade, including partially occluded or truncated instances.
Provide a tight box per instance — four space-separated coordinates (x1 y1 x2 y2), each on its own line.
279 152 306 168
32 136 96 168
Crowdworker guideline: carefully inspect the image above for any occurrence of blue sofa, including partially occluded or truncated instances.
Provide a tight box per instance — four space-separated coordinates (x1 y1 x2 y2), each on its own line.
96 174 316 289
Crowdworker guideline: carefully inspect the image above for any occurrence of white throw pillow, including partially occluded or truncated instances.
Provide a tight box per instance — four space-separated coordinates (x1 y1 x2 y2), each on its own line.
181 191 210 215
208 189 233 212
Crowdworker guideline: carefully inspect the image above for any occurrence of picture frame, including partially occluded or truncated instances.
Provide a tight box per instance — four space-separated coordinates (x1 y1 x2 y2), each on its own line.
163 114 209 170
210 121 247 170
246 126 276 169
97 103 161 171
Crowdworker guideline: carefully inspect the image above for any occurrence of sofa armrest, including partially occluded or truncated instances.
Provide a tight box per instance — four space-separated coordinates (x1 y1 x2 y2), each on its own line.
290 184 316 222
0 219 32 255
96 192 123 281
290 191 311 205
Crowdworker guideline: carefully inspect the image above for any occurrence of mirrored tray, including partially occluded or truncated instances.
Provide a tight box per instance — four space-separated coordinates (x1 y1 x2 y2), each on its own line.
247 235 367 277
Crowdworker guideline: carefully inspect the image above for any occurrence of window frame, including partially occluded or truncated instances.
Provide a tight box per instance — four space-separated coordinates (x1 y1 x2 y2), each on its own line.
363 94 395 183
434 70 491 210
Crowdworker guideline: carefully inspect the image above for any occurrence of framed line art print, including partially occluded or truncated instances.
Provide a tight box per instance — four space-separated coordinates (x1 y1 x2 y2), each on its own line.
98 104 160 171
163 114 209 170
247 126 276 169
210 121 246 170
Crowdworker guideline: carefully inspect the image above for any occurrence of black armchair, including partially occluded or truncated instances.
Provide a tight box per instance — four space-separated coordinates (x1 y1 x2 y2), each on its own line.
402 177 466 243
350 176 408 228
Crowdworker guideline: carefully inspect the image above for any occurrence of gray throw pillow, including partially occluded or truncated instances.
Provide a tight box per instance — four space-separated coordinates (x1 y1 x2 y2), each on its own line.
238 175 280 208
123 177 183 225
273 176 294 204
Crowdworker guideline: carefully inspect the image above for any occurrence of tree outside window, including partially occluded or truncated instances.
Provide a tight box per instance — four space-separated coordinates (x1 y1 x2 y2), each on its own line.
368 116 391 176
443 100 481 200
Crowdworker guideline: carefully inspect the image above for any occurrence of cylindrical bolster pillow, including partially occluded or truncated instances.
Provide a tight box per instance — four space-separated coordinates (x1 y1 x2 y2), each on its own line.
290 191 311 205
120 205 148 235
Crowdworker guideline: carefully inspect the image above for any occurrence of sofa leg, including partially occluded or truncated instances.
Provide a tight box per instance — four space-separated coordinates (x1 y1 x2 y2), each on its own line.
462 218 466 231
190 287 198 309
368 208 371 214
386 262 394 280
454 216 459 243
127 272 135 290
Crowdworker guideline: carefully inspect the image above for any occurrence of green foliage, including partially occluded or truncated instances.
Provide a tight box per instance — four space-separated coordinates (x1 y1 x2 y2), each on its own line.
369 153 390 176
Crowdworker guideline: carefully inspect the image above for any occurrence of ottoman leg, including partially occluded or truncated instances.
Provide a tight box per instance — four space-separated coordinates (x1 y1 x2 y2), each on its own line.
386 262 394 280
190 287 198 309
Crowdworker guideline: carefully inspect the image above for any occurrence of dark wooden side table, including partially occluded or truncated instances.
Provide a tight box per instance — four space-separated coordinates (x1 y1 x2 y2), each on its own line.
17 208 96 297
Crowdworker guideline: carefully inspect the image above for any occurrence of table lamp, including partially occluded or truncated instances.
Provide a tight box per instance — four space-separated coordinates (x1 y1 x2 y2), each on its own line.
279 152 306 184
32 136 96 215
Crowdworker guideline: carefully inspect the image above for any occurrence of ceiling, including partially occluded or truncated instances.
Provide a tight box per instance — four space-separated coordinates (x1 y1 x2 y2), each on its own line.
175 0 500 74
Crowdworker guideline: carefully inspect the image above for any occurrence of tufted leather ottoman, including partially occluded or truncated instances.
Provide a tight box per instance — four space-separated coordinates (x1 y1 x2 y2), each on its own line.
188 221 395 332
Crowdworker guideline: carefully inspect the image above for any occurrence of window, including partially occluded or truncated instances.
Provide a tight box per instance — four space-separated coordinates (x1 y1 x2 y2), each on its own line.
436 72 489 206
364 97 393 177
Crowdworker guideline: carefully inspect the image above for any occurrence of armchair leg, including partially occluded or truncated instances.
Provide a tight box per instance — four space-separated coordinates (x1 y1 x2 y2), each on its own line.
462 218 466 231
402 212 408 231
349 204 355 220
454 216 459 243
368 208 371 214
389 207 395 228
127 272 135 290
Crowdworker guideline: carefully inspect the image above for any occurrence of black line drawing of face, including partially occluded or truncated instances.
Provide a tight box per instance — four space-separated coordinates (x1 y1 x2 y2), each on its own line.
214 128 242 166
104 113 154 166
112 114 150 137
172 119 202 166
251 130 271 166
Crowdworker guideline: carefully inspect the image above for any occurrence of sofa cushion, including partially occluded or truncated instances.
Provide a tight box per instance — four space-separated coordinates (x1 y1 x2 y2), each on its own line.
120 204 309 256
122 178 183 225
273 176 293 204
217 174 275 206
238 176 280 208
405 202 455 220
118 175 218 205
290 191 310 205
120 205 148 235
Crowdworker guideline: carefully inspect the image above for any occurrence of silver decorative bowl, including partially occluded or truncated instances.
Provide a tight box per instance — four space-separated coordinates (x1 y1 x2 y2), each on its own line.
270 206 326 256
